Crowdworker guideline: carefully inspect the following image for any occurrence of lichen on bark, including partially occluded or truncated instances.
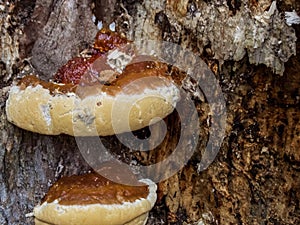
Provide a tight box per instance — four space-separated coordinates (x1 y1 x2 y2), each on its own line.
117 0 297 75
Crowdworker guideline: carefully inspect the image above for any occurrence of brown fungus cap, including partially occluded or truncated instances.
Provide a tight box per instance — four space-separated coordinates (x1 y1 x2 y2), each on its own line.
93 28 129 54
33 172 157 225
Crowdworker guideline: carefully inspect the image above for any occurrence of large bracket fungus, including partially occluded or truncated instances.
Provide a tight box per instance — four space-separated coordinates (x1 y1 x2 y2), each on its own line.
5 29 182 136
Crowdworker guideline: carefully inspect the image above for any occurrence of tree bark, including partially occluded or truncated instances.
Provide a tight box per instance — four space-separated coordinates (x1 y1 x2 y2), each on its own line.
1 0 300 225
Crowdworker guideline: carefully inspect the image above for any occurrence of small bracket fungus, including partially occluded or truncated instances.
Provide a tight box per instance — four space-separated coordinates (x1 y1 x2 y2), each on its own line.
33 172 157 225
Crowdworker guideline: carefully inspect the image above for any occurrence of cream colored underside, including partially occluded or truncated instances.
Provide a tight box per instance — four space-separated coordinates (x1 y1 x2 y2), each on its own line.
6 81 179 136
35 212 148 225
33 179 157 225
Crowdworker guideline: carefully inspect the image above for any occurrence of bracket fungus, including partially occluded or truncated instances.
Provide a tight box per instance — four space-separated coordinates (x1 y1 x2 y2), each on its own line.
33 171 157 225
5 28 181 136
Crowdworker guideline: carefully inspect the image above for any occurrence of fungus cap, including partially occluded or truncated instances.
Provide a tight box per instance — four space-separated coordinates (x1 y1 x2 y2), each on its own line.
5 61 180 136
33 172 157 225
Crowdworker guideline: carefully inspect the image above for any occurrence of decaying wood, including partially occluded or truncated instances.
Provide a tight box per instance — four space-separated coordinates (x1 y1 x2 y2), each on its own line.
0 0 299 224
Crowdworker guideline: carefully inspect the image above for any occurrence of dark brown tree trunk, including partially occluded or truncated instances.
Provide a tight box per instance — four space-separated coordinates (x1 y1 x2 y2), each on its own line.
1 0 300 224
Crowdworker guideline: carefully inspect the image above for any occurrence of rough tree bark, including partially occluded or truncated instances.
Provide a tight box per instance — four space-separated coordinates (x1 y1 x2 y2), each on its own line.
0 0 300 225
